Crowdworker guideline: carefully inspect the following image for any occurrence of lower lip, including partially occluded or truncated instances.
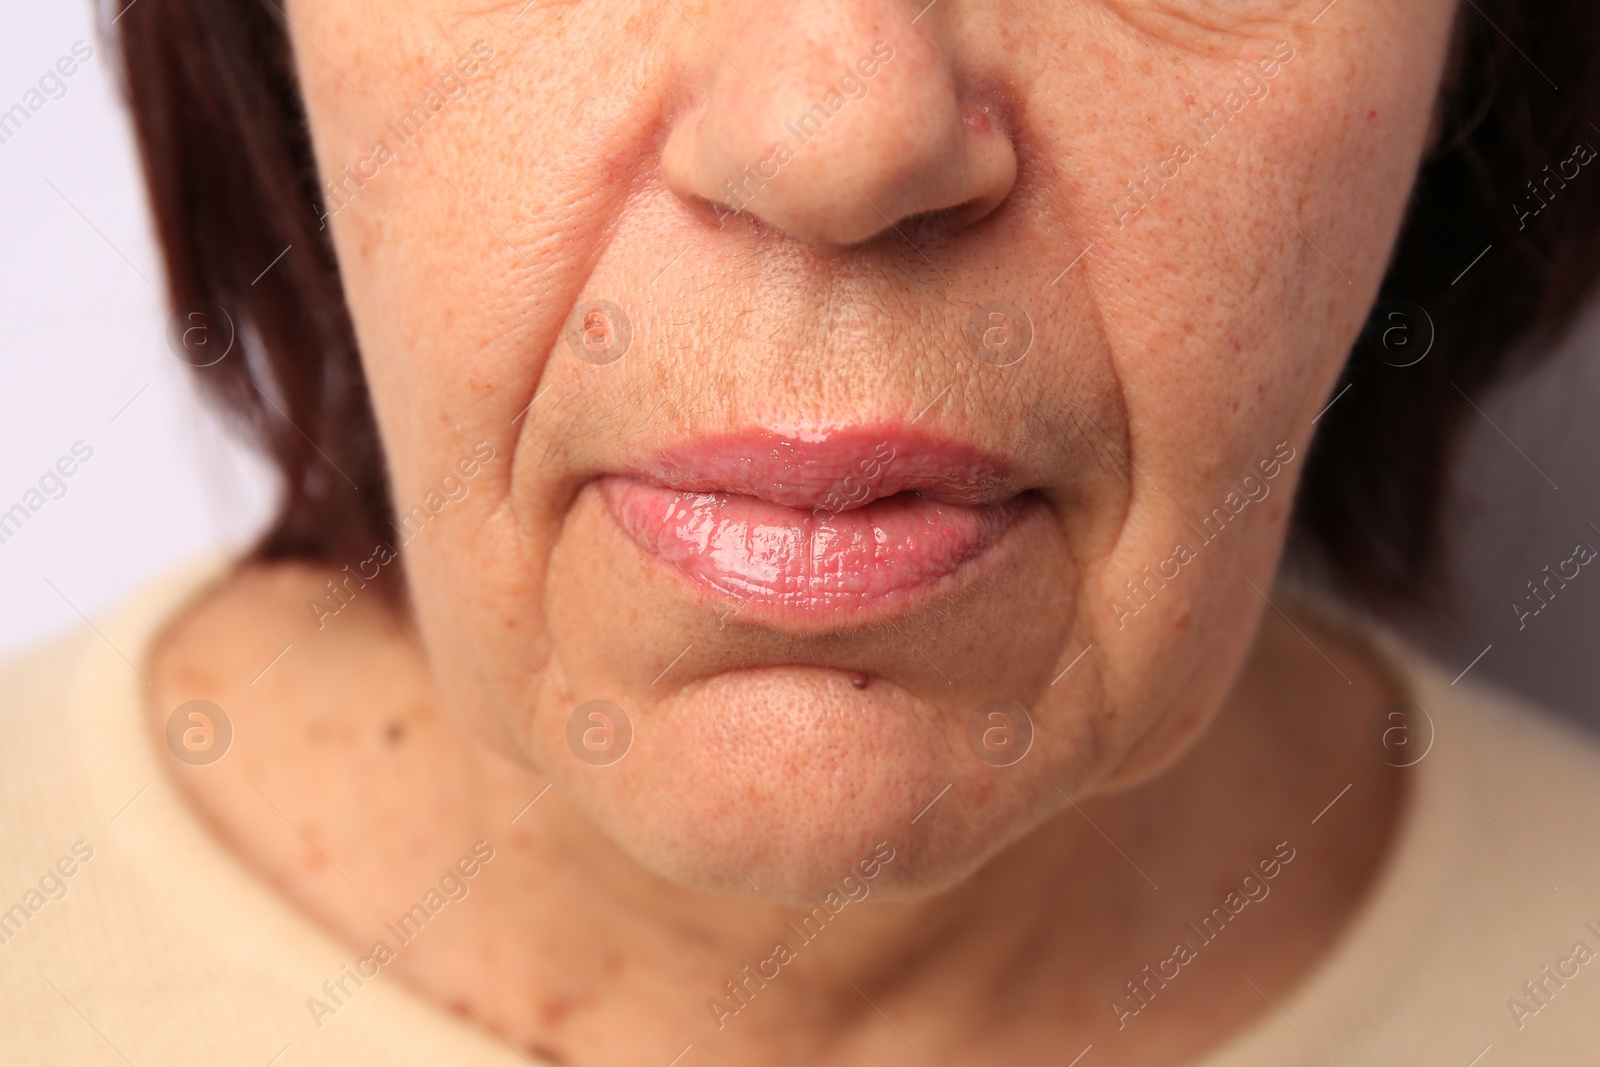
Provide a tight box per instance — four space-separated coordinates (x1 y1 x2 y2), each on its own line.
599 478 1022 616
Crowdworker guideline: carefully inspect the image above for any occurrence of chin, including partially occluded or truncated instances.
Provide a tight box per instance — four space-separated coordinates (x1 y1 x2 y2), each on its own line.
542 664 1054 904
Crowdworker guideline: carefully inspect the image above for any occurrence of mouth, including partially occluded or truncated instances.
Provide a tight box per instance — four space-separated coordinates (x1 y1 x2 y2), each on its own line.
598 427 1033 619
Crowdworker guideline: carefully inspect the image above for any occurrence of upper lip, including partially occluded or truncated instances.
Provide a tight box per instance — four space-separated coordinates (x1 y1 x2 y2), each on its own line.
630 427 1024 511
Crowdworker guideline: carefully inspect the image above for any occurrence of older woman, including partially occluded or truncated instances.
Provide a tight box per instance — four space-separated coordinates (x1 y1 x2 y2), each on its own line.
4 0 1600 1063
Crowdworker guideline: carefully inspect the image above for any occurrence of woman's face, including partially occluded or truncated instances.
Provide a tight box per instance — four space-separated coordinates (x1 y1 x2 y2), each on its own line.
291 0 1457 901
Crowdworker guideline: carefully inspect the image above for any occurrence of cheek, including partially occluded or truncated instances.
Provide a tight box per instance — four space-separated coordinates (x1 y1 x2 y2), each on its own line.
1072 15 1454 454
1049 20 1454 787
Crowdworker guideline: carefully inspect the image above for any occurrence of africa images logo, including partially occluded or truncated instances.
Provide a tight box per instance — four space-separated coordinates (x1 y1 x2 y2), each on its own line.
1110 442 1297 629
711 41 896 226
705 842 897 1030
304 842 495 1029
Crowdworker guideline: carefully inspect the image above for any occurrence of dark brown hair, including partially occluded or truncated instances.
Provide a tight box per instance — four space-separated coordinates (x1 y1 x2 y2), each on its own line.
113 1 1600 608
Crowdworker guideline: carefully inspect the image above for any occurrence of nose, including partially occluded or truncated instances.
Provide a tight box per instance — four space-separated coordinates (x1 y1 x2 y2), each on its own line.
662 0 1017 248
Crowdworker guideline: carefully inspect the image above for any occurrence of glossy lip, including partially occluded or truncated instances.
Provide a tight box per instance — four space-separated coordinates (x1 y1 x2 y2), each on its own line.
599 427 1032 619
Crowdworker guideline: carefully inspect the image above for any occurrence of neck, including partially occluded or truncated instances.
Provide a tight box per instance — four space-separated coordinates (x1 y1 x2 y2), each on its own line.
152 565 1403 1067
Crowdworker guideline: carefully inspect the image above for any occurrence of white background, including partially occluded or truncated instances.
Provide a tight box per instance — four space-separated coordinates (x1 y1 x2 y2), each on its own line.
0 1 277 659
3 1 1597 730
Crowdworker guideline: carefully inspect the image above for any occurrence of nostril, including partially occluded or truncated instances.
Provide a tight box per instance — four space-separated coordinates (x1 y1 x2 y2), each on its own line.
894 198 997 244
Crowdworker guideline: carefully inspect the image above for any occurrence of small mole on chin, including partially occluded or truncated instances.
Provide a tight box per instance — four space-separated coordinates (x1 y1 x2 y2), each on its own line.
850 671 870 690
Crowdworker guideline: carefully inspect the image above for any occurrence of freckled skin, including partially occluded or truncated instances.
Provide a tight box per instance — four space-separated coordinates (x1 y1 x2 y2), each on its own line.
150 0 1458 1063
